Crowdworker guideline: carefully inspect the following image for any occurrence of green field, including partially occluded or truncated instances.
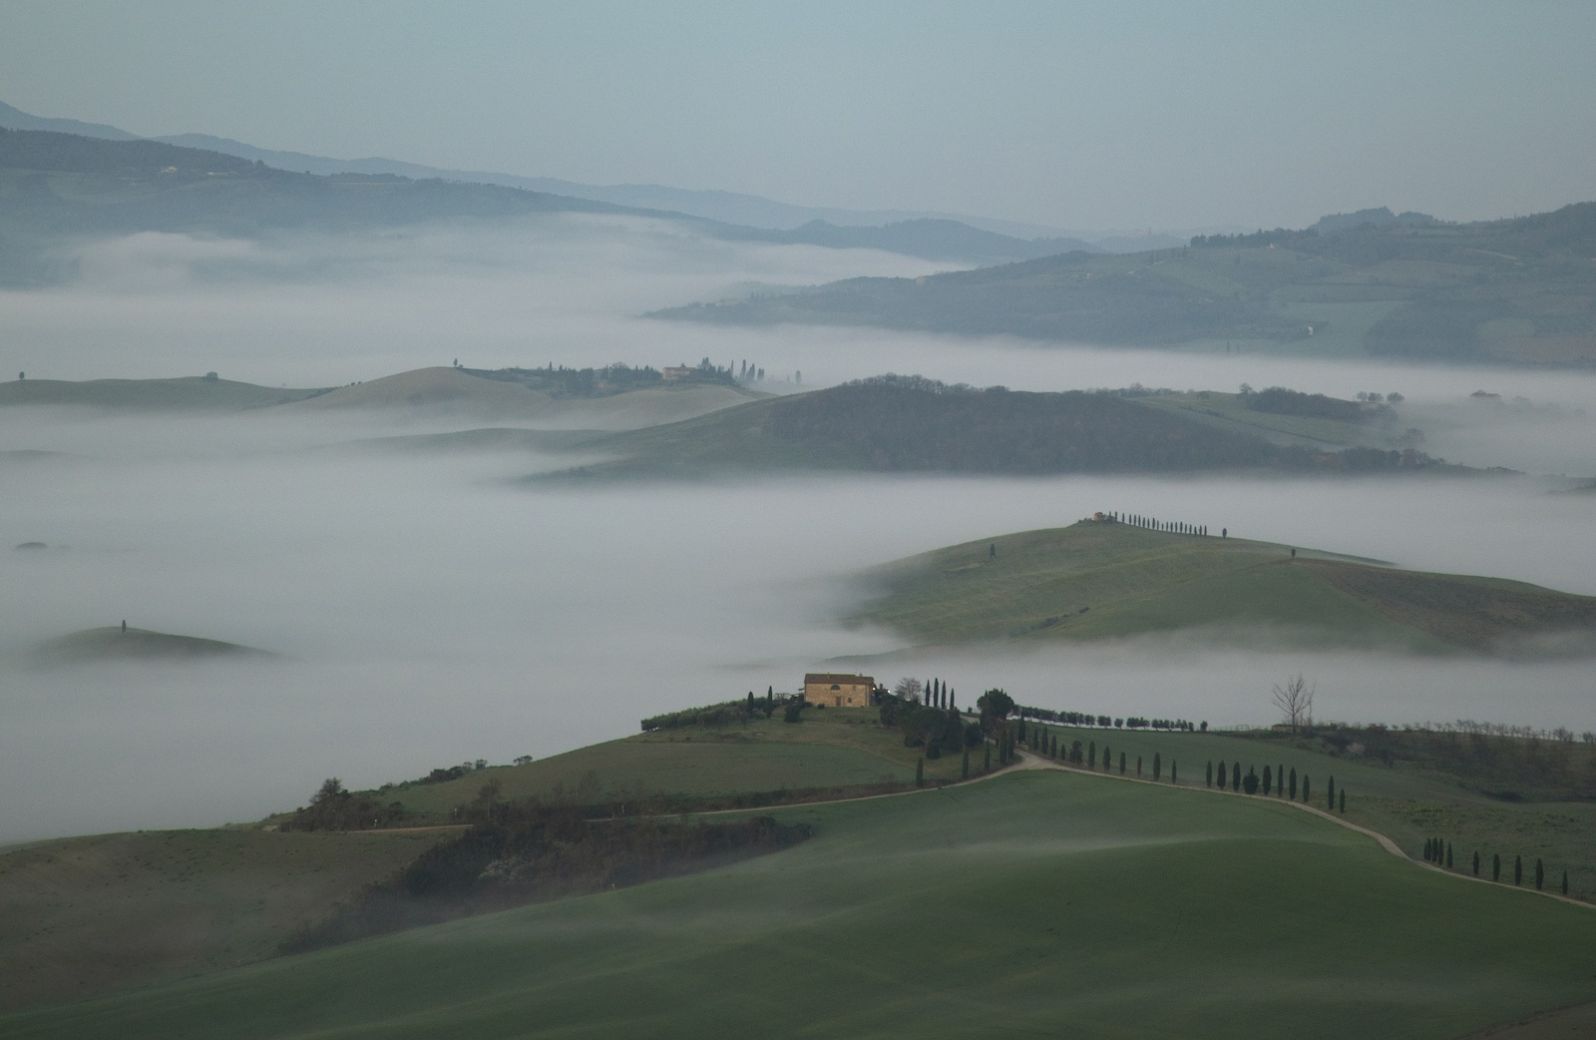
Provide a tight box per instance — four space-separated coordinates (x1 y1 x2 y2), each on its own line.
8 770 1595 1039
851 521 1596 653
376 707 973 820
1021 722 1596 902
0 828 449 1013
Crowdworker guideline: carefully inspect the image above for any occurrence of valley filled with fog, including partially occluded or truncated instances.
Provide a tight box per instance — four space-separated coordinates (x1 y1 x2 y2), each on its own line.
4 219 1595 842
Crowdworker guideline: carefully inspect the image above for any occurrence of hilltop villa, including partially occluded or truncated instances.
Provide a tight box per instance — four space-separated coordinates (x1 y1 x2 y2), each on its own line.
803 672 877 708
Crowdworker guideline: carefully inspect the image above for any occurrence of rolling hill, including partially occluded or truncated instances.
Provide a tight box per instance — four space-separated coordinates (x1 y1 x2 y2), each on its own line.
7 769 1596 1039
0 828 448 1013
293 367 763 429
547 377 1449 480
849 520 1596 654
654 203 1596 365
0 374 328 411
25 627 274 666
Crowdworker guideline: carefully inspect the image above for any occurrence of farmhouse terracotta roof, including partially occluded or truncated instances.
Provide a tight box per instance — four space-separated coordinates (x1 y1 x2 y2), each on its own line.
804 673 874 686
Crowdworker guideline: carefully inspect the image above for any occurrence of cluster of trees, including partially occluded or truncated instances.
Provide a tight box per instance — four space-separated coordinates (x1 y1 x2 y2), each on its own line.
1113 511 1212 537
879 692 981 759
283 778 405 832
896 676 957 710
1243 385 1370 424
283 802 811 953
641 692 779 732
1014 704 1202 732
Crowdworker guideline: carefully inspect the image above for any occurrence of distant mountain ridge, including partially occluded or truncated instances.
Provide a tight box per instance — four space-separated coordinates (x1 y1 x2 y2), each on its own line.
0 125 1100 280
655 203 1596 366
0 100 1107 254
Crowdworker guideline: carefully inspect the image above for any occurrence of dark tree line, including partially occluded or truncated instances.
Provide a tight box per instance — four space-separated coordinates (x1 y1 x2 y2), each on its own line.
1014 704 1200 732
1111 511 1211 537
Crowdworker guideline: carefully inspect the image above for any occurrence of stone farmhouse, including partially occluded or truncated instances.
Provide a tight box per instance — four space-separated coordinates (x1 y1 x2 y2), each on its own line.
803 672 877 708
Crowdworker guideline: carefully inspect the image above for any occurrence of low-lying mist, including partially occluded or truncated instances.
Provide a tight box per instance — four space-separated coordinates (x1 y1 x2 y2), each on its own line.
3 426 1594 841
4 219 1596 843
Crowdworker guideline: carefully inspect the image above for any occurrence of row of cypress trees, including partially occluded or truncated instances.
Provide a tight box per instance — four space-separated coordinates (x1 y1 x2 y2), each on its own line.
1202 760 1347 813
1425 839 1568 895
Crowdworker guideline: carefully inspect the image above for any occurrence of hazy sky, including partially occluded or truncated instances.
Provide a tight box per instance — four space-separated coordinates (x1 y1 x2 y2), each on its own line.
3 0 1593 231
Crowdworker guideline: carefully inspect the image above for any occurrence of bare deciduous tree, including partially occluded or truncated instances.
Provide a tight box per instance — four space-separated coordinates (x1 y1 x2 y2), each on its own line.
892 677 923 703
1272 674 1315 732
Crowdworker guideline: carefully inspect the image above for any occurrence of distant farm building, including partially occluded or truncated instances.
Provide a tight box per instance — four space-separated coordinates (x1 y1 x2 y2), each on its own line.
661 366 695 382
803 672 876 708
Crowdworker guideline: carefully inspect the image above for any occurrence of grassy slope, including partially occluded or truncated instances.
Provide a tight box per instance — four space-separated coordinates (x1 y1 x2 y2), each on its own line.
9 770 1596 1039
378 707 971 821
283 368 763 428
25 626 272 665
0 829 449 1013
1139 390 1403 449
551 382 1314 480
1023 722 1596 903
852 522 1596 653
0 376 326 411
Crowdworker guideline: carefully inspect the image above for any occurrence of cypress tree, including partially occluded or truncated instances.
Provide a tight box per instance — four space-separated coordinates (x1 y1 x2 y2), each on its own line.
1327 776 1335 811
1563 870 1569 896
1137 756 1143 777
1262 764 1273 795
1493 853 1501 882
1424 838 1433 862
1231 762 1241 792
1515 855 1523 886
915 757 924 787
1535 858 1545 891
1052 734 1060 759
1277 764 1284 796
1153 753 1162 781
1301 776 1310 803
1206 761 1213 788
1119 751 1126 775
1099 743 1108 770
1171 761 1178 785
1217 760 1226 789
1288 767 1298 799
1472 851 1480 876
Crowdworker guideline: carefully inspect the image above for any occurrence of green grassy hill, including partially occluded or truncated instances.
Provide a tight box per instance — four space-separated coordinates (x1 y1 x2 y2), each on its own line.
850 521 1596 654
294 367 761 430
0 828 449 1013
550 378 1445 480
367 706 970 822
25 627 273 666
8 770 1596 1039
655 202 1596 365
1018 721 1596 904
0 375 327 411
